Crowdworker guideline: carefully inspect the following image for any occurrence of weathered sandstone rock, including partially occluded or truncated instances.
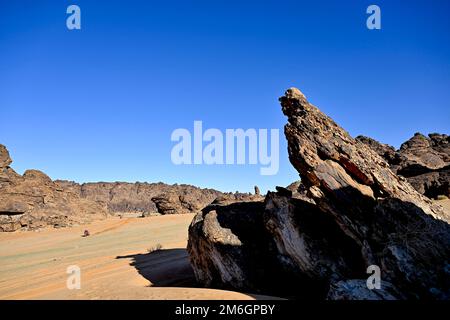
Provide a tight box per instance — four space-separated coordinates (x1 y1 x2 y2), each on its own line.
0 144 229 231
357 133 449 199
0 144 108 232
188 88 450 300
56 180 223 216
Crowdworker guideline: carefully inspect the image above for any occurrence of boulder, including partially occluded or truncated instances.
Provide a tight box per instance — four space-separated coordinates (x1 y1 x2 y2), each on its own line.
188 200 302 297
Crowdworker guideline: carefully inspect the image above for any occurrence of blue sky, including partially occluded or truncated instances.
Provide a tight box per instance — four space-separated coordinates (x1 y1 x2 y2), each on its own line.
1 0 449 193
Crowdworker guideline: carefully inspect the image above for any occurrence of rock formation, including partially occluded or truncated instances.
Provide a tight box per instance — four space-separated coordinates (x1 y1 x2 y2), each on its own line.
0 144 241 231
0 145 108 232
357 133 449 199
188 88 450 300
210 192 264 206
56 180 222 216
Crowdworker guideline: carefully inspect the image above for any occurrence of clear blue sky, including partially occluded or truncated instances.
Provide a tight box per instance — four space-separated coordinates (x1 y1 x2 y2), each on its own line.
1 0 449 193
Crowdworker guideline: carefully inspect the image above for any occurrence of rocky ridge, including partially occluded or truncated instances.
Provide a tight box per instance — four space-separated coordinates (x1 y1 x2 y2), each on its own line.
55 180 224 216
0 145 108 232
356 133 449 199
0 144 261 231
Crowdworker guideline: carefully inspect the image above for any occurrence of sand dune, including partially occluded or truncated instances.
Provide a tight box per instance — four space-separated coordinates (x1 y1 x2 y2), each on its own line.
0 214 272 300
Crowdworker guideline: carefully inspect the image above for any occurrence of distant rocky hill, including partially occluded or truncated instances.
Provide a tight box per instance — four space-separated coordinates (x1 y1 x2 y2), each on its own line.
54 180 223 216
53 181 263 217
356 133 449 199
188 88 450 300
0 145 108 232
0 144 261 232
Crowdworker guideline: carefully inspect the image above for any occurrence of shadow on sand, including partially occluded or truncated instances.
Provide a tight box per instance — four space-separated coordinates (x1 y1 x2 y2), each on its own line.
116 248 198 287
116 249 278 300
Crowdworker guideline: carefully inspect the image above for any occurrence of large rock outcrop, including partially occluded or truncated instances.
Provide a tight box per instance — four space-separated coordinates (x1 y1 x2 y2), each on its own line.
188 88 450 300
0 145 108 232
357 133 449 199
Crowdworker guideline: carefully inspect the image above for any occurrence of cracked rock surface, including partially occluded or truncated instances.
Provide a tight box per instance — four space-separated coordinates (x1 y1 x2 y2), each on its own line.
357 133 449 199
188 88 450 299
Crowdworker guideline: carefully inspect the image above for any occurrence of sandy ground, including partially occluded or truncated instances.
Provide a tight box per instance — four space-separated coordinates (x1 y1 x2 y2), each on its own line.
0 214 269 300
1 199 448 300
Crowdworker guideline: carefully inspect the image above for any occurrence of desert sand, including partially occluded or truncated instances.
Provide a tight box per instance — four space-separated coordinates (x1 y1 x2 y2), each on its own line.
0 213 271 300
1 200 448 300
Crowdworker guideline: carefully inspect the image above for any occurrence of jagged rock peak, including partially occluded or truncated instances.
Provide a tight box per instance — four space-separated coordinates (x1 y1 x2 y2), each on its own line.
279 87 446 219
0 144 12 168
285 87 307 101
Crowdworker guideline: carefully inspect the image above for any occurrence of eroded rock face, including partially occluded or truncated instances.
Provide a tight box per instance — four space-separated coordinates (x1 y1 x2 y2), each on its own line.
0 144 228 231
357 133 449 199
188 199 304 297
280 88 449 299
400 133 449 169
354 136 403 169
0 145 12 168
327 280 404 300
210 192 264 206
0 144 108 232
187 88 450 300
56 181 223 216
